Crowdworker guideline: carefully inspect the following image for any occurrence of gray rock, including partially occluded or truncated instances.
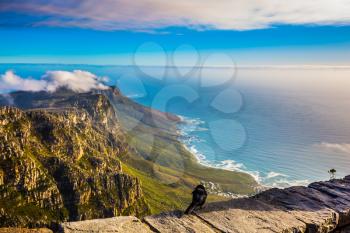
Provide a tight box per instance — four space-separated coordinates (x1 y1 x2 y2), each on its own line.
58 176 350 233
333 225 350 233
196 198 318 233
144 211 216 233
0 228 52 233
309 180 350 227
60 216 153 233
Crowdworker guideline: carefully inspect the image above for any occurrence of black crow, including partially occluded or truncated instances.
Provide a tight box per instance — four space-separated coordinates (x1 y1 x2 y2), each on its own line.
185 184 207 214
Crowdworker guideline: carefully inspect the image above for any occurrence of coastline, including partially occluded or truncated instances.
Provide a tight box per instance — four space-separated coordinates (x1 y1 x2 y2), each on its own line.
176 115 309 191
126 95 261 190
176 115 266 196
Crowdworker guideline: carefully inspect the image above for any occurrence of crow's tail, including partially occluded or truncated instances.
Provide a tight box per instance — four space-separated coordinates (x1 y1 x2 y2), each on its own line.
185 203 197 214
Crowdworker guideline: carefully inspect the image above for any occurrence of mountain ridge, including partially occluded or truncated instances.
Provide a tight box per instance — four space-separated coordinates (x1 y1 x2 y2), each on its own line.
0 87 258 228
0 103 149 228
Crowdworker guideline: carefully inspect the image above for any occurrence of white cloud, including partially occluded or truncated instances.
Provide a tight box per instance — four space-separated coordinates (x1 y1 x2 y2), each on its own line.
43 70 109 92
1 0 350 31
0 70 109 93
314 142 350 154
0 70 47 92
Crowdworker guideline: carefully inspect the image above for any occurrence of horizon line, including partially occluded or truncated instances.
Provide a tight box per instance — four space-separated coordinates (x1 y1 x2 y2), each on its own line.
1 63 350 70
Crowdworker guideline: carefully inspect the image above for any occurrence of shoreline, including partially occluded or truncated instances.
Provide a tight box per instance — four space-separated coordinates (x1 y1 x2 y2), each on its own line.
176 115 266 195
176 114 309 191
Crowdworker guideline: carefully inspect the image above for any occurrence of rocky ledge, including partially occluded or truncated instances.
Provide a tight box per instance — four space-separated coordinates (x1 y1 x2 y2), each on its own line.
58 175 350 233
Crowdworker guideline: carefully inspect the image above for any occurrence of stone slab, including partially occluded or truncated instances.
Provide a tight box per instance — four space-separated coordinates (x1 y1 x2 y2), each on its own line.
60 216 153 233
144 211 216 233
0 229 52 233
58 176 350 233
196 198 309 233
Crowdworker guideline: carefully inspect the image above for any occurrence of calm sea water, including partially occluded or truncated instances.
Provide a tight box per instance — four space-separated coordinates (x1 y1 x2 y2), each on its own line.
1 64 350 187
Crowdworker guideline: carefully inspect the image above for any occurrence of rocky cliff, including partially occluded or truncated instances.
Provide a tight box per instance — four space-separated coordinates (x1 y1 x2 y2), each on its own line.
1 87 258 216
0 99 149 228
59 175 350 233
0 87 258 229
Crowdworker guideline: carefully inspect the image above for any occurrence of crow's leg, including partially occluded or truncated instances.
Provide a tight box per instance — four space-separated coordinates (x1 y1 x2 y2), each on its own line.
185 202 198 214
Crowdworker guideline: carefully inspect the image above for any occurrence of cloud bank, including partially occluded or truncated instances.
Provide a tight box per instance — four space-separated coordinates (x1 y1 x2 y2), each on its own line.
0 70 109 93
314 142 350 154
1 0 350 31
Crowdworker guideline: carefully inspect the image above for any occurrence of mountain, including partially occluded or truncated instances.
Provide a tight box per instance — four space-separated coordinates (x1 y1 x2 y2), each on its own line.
0 87 258 228
0 93 149 228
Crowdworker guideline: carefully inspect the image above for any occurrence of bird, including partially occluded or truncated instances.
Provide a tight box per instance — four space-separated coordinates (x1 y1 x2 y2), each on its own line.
184 184 207 214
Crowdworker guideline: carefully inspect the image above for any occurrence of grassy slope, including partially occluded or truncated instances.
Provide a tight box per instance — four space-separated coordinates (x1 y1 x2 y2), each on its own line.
114 96 258 214
121 161 229 214
3 89 258 215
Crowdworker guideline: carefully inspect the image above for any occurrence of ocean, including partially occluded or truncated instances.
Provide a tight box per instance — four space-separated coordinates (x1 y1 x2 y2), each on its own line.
1 64 350 188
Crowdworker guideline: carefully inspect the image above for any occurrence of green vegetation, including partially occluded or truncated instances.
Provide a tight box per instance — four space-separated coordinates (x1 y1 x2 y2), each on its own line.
113 93 258 214
122 161 228 214
0 104 148 227
0 88 259 227
0 186 68 227
328 168 337 180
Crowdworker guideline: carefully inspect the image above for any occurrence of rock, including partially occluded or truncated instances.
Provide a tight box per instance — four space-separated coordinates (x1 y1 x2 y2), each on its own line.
0 105 148 228
0 228 52 233
254 186 338 232
56 175 350 233
144 211 216 233
333 225 350 233
190 178 350 232
309 180 350 227
196 198 313 233
60 216 152 233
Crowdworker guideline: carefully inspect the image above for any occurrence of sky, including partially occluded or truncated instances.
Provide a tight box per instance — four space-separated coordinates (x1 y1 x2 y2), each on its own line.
0 0 350 66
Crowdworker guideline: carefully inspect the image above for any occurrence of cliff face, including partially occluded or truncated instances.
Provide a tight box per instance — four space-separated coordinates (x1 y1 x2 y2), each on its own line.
0 96 149 228
0 87 258 228
0 108 66 228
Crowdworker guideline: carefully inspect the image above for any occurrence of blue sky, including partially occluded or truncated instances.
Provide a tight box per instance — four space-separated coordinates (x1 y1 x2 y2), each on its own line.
0 0 350 66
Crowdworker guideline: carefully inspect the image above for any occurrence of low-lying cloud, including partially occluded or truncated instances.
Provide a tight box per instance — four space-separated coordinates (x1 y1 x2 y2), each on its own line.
314 142 350 154
0 70 109 93
1 0 350 31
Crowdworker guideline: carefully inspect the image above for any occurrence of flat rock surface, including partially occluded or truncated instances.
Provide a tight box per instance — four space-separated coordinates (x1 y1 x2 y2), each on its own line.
196 198 333 233
144 210 216 233
58 176 350 233
0 229 52 233
60 216 153 233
